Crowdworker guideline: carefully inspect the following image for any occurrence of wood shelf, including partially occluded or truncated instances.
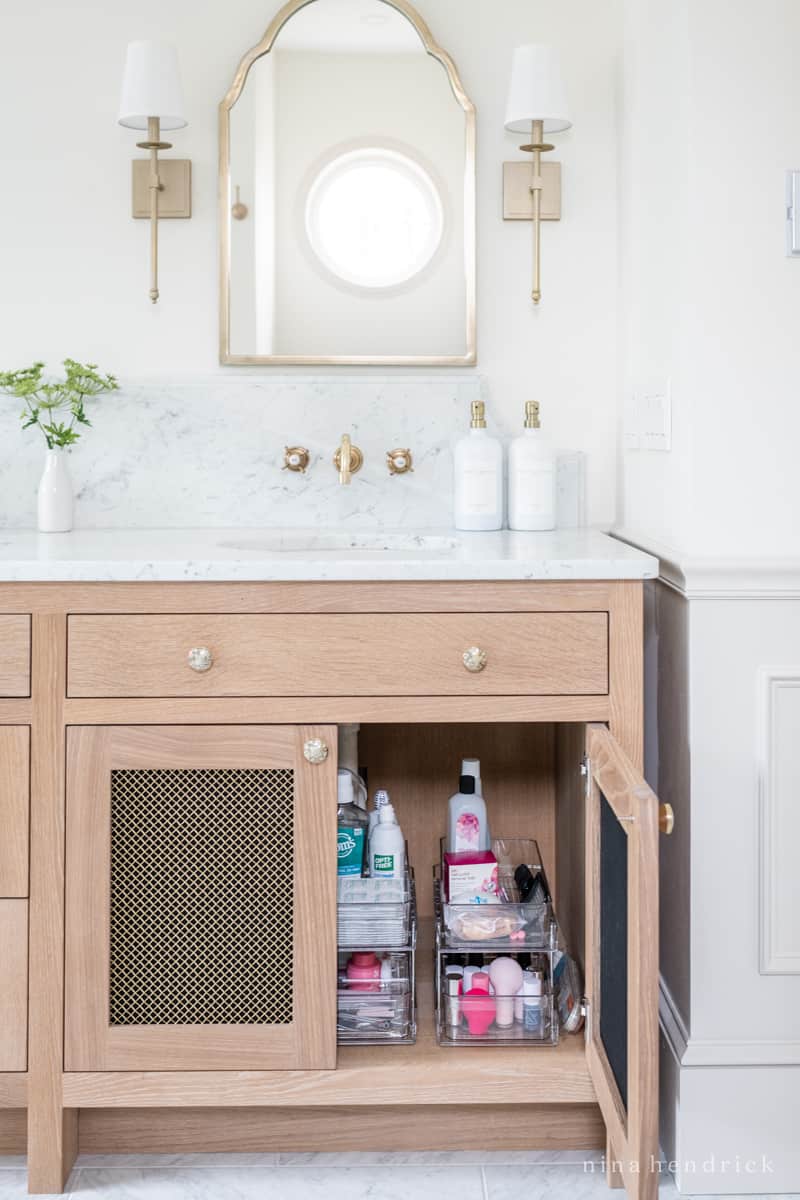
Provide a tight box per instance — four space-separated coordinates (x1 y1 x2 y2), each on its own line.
64 922 594 1110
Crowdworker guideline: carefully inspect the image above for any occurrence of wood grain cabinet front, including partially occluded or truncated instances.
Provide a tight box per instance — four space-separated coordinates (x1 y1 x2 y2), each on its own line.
0 900 28 1071
66 612 609 698
0 727 29 897
64 724 338 1072
0 615 31 697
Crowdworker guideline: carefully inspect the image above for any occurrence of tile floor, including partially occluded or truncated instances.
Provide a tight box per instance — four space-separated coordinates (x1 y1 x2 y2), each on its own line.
0 1150 689 1200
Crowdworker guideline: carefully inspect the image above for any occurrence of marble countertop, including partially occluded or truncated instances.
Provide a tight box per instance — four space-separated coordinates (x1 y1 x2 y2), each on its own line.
0 527 658 582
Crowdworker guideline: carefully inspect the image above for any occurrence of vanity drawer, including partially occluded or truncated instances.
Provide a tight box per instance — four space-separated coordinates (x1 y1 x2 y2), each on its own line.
0 616 31 697
67 612 608 697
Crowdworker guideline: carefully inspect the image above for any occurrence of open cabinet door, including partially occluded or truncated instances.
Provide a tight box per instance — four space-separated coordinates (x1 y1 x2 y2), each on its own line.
585 724 661 1200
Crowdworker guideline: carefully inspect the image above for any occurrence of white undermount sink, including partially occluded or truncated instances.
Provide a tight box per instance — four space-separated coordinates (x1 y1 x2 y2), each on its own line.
216 532 460 554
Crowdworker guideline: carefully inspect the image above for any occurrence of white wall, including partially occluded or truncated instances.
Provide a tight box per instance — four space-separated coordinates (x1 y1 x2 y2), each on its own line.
619 0 800 558
0 0 621 528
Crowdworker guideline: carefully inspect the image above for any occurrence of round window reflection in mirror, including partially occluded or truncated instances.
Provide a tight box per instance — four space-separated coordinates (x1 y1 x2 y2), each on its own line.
304 147 445 291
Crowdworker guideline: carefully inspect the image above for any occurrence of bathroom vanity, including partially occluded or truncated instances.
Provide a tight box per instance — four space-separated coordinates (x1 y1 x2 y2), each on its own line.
0 529 664 1198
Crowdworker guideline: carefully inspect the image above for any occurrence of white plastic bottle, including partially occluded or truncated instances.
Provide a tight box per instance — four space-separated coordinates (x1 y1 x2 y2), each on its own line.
369 803 406 879
508 401 556 531
448 774 489 853
453 400 504 531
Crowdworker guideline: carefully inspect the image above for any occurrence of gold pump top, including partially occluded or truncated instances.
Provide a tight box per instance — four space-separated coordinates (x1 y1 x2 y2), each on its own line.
470 400 487 429
525 400 541 429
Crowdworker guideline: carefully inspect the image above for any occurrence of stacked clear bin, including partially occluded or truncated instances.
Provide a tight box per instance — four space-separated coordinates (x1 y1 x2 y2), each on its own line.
434 839 559 1047
336 866 417 1045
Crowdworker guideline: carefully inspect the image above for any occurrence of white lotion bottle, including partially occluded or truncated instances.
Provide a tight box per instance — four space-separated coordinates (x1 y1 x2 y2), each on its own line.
508 401 556 531
369 803 406 879
448 774 489 853
453 400 504 531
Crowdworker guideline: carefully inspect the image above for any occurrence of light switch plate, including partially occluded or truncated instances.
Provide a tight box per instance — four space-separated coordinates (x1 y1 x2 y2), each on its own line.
132 159 192 219
503 161 562 221
786 170 800 256
624 381 672 452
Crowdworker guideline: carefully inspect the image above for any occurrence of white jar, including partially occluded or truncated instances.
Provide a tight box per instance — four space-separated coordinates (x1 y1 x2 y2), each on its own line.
508 401 556 531
453 400 503 532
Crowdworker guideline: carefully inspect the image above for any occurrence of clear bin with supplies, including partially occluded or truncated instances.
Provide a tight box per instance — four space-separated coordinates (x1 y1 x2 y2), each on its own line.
337 949 417 1044
337 867 415 950
435 838 556 951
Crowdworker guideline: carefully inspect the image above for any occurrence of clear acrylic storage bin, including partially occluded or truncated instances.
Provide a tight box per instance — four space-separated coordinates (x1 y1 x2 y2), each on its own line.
337 950 416 1044
436 839 556 951
337 868 415 951
436 966 557 1046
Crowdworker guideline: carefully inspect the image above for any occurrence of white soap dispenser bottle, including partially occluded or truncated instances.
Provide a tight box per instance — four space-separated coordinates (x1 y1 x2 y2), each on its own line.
453 400 504 531
508 401 556 531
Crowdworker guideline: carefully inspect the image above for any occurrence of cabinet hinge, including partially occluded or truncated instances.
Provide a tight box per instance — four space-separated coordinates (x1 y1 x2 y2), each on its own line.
580 754 591 799
582 995 591 1043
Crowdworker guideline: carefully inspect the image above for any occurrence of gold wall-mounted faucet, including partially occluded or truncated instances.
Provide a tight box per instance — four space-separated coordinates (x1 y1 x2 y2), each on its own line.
333 434 364 485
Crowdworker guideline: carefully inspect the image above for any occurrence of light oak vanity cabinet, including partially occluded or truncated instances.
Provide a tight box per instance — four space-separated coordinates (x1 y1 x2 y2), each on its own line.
0 579 667 1200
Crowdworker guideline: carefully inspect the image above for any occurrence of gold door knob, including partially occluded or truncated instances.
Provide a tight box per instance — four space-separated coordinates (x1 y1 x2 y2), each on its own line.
303 738 329 764
462 646 488 673
659 803 675 835
187 646 213 673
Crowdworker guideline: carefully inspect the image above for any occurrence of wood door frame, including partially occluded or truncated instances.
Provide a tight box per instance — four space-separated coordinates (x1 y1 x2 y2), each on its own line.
585 723 659 1200
65 724 337 1073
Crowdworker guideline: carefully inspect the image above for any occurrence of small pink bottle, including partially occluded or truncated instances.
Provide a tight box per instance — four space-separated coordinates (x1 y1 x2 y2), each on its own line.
345 952 382 993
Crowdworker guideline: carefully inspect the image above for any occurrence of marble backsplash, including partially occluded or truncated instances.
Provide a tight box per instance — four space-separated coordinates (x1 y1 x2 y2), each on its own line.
0 375 583 530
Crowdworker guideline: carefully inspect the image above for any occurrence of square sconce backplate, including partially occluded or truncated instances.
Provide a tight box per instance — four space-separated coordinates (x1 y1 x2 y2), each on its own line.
132 159 192 219
503 161 562 221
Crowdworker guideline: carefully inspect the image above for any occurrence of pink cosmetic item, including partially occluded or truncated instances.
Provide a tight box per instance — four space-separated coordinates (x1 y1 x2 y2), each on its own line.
461 987 496 1036
471 971 491 993
487 957 524 1027
443 850 498 903
345 952 382 993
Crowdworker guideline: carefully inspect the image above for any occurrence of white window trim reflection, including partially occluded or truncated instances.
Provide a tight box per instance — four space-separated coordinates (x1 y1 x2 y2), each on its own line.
301 142 449 296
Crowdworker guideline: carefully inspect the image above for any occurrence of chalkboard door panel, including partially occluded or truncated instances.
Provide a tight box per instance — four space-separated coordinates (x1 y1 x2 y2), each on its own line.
585 724 660 1200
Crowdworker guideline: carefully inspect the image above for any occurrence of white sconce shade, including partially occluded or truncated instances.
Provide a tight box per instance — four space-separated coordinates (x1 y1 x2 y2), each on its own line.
504 44 571 134
118 40 187 130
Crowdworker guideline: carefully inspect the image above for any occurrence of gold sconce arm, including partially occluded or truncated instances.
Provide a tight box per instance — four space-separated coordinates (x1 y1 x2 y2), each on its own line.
521 119 554 305
136 117 172 304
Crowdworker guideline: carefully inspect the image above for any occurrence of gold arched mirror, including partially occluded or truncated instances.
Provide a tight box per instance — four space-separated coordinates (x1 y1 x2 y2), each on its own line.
219 0 476 365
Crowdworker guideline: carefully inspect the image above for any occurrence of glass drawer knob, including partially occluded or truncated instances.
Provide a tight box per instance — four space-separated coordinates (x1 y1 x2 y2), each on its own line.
188 646 213 673
463 646 487 673
303 738 329 764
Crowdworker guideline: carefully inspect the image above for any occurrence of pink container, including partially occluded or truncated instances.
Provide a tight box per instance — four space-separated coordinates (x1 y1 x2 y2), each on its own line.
345 952 382 993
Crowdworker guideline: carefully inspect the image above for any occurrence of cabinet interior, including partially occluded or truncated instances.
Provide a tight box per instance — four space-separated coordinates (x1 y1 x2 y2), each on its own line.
357 721 587 975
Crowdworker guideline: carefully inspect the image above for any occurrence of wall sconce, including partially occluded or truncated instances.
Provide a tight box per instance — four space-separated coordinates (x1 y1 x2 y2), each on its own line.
503 44 571 304
118 41 191 303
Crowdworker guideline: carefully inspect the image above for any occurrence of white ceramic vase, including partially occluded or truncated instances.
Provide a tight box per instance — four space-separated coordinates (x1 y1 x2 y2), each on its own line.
37 449 73 533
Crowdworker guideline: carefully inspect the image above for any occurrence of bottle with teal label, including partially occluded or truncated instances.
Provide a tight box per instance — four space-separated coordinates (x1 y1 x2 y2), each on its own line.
337 769 368 876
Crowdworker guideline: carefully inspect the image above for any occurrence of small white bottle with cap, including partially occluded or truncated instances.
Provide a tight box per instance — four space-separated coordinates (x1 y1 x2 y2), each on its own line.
369 802 406 879
508 401 556 531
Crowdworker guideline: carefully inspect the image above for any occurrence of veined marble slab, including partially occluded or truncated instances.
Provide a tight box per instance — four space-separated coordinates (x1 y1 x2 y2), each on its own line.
0 527 657 582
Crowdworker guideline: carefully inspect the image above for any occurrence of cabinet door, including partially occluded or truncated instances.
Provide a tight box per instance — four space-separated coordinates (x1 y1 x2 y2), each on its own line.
0 900 27 1070
65 725 337 1072
585 724 661 1200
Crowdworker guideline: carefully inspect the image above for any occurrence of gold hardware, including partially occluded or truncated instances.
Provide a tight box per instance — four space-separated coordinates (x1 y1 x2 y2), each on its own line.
659 803 675 836
387 448 413 475
303 738 329 764
462 646 488 673
524 400 541 429
333 434 364 485
470 400 487 429
502 161 561 220
231 185 249 221
132 159 191 218
503 120 563 305
283 446 310 473
134 117 172 304
187 646 213 673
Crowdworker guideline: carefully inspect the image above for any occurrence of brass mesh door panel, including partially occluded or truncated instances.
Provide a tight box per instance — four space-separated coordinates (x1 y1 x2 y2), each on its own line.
65 725 337 1072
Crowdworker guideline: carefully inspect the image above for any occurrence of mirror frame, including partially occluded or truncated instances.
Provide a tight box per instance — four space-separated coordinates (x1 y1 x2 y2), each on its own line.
218 0 477 366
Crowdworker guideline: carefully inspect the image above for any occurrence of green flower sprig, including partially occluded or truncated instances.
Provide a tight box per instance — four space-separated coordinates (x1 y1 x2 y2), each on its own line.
0 359 119 450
